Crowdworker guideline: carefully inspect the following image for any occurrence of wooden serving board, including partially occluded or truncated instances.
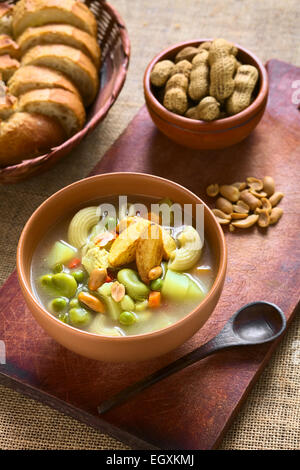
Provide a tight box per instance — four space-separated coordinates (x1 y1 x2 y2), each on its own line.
0 60 299 450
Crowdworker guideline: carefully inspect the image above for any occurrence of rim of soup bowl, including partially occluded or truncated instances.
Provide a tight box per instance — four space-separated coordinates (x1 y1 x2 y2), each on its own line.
17 173 227 342
144 38 269 129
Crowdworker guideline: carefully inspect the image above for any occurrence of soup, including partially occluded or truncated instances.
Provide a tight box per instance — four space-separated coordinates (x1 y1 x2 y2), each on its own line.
31 196 216 336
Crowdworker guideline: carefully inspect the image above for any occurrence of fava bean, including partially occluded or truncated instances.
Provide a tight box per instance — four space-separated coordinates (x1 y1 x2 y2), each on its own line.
69 307 91 326
40 274 53 288
120 294 135 311
98 282 113 297
117 269 150 301
52 273 77 298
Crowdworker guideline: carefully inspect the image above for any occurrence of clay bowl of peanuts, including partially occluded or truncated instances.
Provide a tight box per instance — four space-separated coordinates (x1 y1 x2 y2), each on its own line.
144 38 269 150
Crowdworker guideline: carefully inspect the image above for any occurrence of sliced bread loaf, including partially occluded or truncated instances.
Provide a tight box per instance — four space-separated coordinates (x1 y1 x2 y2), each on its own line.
13 0 97 37
8 65 80 97
17 24 100 67
0 111 65 166
18 87 86 136
22 44 99 105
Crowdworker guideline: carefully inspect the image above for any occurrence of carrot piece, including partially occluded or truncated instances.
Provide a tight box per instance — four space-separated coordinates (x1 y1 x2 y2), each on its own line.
68 257 81 269
148 291 161 308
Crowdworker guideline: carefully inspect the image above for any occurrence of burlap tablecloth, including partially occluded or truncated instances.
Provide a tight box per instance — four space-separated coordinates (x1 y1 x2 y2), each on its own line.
0 0 299 450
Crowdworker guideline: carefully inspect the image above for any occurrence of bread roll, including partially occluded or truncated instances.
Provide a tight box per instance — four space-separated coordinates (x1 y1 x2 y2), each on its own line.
0 35 19 58
0 4 12 35
0 55 20 81
8 65 79 97
13 0 97 38
18 88 86 136
17 24 101 67
22 44 99 105
0 112 65 166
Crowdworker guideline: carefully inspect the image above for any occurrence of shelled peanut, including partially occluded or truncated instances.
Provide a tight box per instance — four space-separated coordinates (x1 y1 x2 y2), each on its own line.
150 38 259 121
206 176 284 231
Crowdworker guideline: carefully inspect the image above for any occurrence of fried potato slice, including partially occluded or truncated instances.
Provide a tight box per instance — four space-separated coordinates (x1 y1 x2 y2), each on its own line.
136 224 163 283
110 214 175 268
116 216 137 233
161 229 176 260
108 218 150 267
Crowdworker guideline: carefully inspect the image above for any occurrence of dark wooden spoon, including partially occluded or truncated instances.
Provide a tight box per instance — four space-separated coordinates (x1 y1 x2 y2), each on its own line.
98 301 286 415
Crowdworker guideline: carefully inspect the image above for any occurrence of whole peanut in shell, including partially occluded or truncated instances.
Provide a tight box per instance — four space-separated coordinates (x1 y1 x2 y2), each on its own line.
194 96 220 121
198 41 211 51
185 96 220 121
226 65 259 115
188 50 209 101
163 73 189 115
150 60 175 87
172 59 192 78
175 46 199 63
185 106 198 119
209 38 238 101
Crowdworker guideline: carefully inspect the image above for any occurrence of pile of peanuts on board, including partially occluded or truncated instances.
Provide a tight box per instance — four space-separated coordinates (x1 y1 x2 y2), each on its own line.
206 176 284 232
150 38 259 121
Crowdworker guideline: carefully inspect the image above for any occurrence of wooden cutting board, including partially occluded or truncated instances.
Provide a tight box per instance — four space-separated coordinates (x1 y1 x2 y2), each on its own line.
0 60 299 450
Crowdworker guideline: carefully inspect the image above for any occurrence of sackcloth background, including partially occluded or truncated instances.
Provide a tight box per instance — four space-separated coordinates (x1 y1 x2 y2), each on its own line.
0 0 299 450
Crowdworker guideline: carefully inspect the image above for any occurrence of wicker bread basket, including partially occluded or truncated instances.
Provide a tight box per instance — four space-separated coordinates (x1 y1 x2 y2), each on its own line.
0 0 130 184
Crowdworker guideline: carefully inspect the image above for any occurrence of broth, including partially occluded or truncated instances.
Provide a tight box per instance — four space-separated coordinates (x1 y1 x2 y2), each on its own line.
31 195 216 337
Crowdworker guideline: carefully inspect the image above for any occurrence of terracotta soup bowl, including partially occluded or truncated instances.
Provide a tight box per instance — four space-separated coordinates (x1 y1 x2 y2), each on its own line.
144 39 269 149
17 173 227 362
